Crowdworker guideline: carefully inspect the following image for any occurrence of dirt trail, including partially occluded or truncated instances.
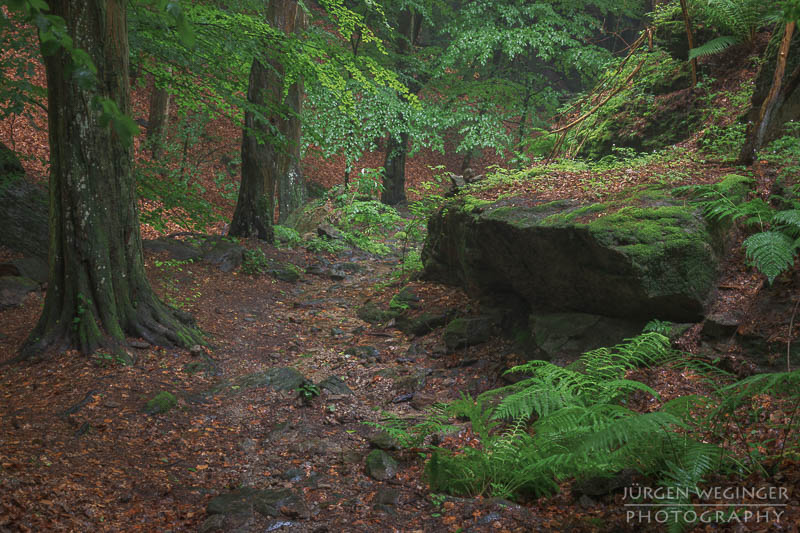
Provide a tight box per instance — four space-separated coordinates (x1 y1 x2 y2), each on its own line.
1 242 542 532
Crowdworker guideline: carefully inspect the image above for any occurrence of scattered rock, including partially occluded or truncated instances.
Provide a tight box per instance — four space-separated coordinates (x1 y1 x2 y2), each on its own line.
443 316 494 350
410 392 437 410
317 223 342 240
367 430 400 451
572 469 637 497
317 376 353 395
209 367 307 396
190 344 204 357
202 239 244 272
374 487 400 506
143 238 202 261
356 303 397 324
389 286 420 311
365 450 398 480
268 262 303 282
526 312 644 362
702 311 741 341
198 513 226 533
11 257 48 284
206 487 310 519
129 340 150 349
396 312 449 336
345 345 380 361
145 391 177 415
0 276 38 310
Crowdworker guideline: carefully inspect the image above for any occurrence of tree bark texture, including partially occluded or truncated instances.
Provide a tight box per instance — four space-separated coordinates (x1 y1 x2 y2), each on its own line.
147 69 171 159
22 0 202 358
230 0 305 236
381 132 409 205
380 9 423 206
740 22 799 164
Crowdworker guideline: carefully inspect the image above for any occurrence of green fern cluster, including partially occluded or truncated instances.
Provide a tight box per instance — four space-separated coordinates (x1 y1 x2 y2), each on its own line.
688 0 774 60
676 175 800 283
372 333 721 512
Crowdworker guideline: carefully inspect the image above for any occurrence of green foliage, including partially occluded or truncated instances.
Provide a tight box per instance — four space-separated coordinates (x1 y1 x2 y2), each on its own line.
241 248 269 276
371 332 719 520
297 382 321 404
92 350 132 368
135 114 225 233
705 370 800 472
677 173 800 283
273 225 303 249
145 391 178 415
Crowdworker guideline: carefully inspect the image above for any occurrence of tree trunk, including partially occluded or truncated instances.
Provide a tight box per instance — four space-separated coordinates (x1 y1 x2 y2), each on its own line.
380 8 423 206
679 0 698 87
230 0 306 233
740 22 798 165
21 0 202 359
381 132 409 205
229 58 276 242
147 69 171 159
274 0 306 223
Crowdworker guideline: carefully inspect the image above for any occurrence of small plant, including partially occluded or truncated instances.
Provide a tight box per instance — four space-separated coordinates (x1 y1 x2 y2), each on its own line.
92 350 131 367
241 248 269 275
273 225 302 248
145 391 177 414
297 382 321 405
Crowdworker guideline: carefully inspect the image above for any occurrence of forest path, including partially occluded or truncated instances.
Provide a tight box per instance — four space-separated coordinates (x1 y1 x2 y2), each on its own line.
1 238 545 532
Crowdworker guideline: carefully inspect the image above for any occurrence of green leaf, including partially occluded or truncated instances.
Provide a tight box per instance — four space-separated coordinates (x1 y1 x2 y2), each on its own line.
688 36 740 61
743 230 797 283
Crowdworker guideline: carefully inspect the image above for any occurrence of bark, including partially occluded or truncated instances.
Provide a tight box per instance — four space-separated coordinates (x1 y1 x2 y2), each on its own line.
381 133 409 205
20 0 202 359
230 0 305 234
380 9 423 206
740 22 798 165
679 0 697 87
147 69 171 159
229 58 276 242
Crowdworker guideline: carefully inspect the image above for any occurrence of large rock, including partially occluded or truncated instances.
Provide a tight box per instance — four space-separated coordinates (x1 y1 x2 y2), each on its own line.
0 174 49 259
0 276 39 310
423 186 732 323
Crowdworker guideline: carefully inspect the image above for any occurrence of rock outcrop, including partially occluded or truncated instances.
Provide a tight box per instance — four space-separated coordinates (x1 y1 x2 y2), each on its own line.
423 185 734 324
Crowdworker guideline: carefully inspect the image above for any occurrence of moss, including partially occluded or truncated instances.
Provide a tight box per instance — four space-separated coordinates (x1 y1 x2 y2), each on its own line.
146 391 177 414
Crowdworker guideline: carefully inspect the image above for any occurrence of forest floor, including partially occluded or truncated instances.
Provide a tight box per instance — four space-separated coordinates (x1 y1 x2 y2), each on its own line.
2 43 800 532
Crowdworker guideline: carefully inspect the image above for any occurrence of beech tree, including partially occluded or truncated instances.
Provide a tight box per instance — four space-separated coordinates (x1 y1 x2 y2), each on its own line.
229 0 306 239
16 0 202 357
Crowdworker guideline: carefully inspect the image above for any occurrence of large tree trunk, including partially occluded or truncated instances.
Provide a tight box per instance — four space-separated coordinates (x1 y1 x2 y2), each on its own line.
147 69 171 159
230 0 305 235
229 58 276 242
21 0 202 359
381 133 409 205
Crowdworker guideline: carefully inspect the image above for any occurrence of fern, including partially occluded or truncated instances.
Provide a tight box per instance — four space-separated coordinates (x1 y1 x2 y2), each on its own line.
743 231 798 283
688 35 739 60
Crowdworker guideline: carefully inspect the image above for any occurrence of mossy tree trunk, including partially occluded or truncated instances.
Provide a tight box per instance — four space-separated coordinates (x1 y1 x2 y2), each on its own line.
230 0 306 235
21 0 202 359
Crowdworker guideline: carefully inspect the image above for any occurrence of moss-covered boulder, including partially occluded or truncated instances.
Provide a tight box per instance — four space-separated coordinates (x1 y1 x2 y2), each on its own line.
145 391 177 414
422 185 732 322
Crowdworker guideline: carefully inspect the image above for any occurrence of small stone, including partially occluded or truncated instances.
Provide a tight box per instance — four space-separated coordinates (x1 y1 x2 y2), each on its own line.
374 487 400 506
130 340 150 349
365 449 398 480
367 430 399 451
190 345 203 357
145 391 177 415
198 514 226 533
410 392 437 410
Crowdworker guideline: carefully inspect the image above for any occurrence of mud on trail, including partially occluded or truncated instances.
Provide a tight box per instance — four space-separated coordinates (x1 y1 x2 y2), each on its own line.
0 239 556 533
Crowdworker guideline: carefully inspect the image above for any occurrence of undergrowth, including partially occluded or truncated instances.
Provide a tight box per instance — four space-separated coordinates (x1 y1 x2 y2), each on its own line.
369 329 800 531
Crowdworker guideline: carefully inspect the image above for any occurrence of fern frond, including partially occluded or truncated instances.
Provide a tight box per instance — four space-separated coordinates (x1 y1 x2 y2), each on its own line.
773 209 800 234
688 35 740 60
743 230 797 283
